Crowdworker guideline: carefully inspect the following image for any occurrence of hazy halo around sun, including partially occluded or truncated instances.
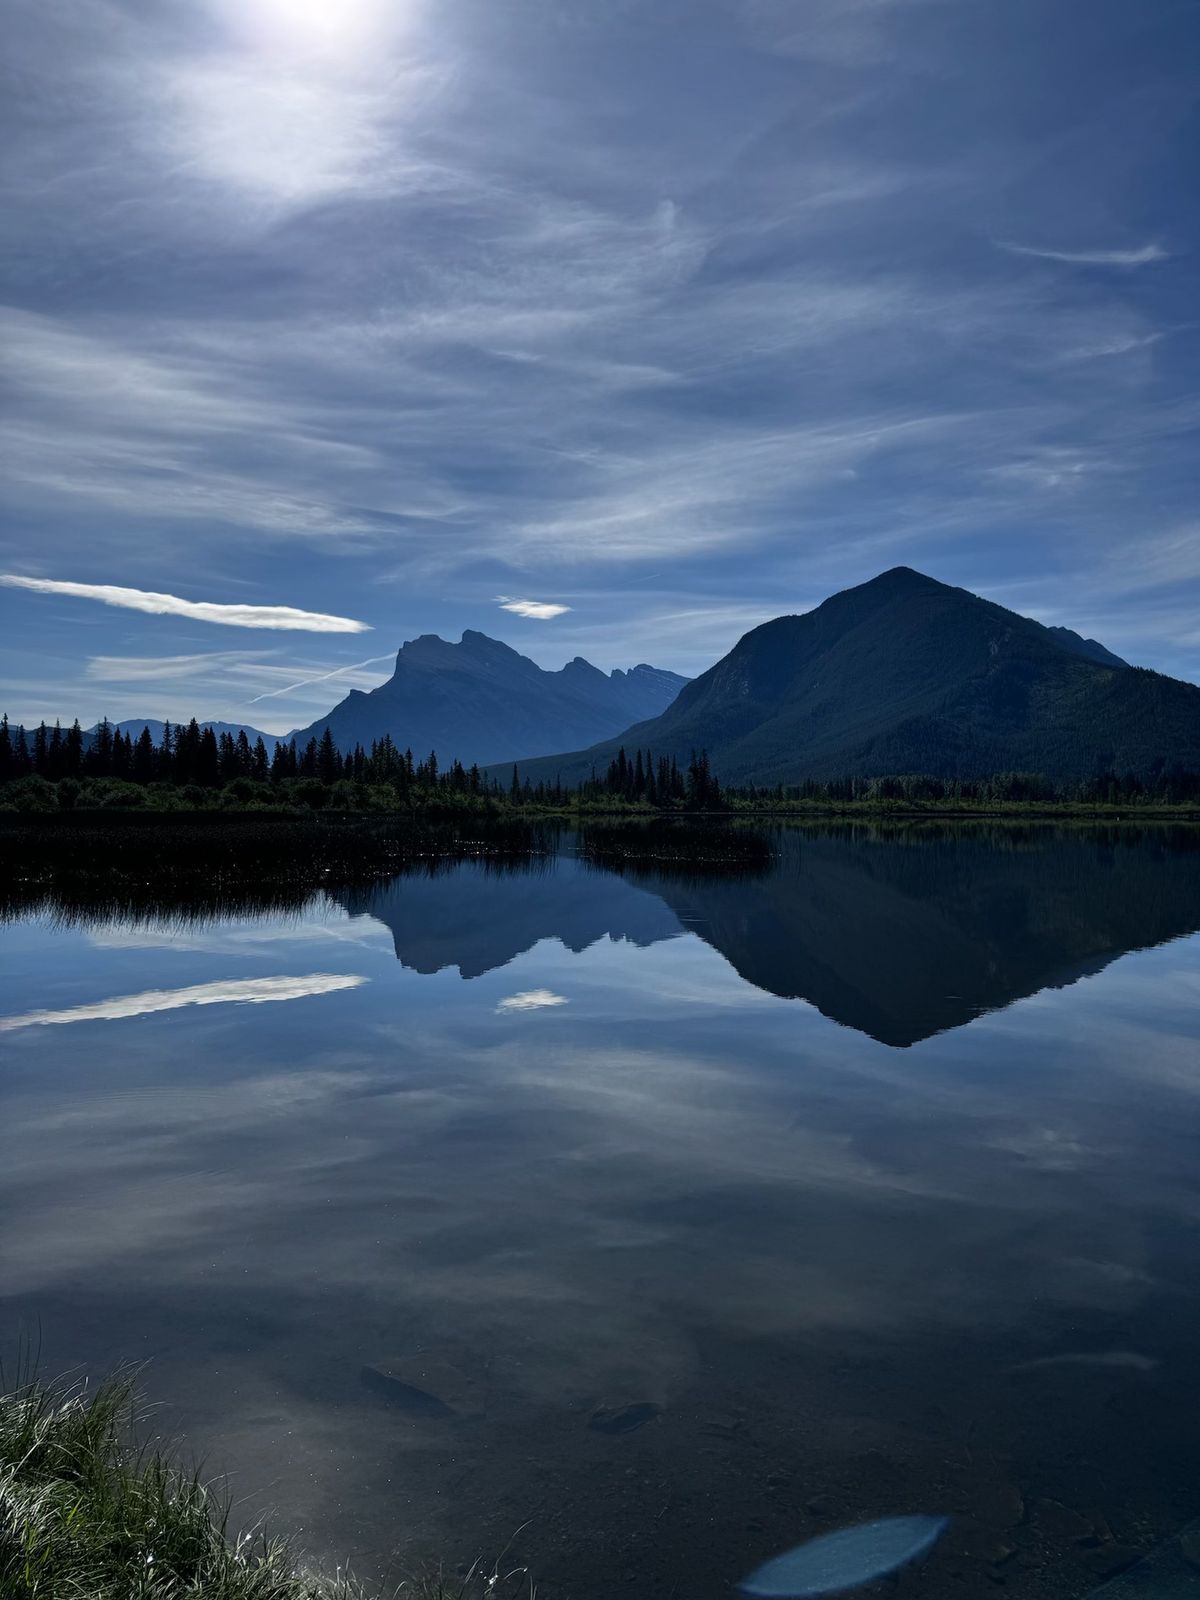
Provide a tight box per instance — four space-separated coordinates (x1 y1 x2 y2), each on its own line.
213 0 403 58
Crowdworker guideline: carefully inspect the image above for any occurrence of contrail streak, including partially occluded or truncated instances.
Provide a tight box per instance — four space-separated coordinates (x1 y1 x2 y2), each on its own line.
247 653 395 703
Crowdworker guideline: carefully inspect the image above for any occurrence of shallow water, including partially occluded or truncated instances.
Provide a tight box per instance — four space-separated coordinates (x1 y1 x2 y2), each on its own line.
2 823 1200 1598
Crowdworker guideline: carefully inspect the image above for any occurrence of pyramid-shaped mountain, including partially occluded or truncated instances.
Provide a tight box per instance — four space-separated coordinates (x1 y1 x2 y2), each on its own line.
511 568 1200 785
291 631 688 767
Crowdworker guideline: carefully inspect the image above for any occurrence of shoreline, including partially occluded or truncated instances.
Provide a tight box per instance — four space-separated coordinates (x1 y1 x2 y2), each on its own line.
4 803 1200 826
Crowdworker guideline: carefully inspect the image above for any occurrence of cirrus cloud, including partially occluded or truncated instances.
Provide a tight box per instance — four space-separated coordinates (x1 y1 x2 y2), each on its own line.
998 240 1169 268
0 576 370 633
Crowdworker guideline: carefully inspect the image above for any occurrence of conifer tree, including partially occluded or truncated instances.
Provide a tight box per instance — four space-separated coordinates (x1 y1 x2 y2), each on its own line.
197 726 220 787
133 726 156 784
90 717 113 777
317 726 339 784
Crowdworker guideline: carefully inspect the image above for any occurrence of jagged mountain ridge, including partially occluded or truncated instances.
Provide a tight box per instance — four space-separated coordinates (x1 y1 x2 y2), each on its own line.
290 631 688 766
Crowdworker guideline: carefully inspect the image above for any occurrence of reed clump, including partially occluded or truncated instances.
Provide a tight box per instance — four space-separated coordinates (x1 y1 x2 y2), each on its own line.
0 1370 532 1600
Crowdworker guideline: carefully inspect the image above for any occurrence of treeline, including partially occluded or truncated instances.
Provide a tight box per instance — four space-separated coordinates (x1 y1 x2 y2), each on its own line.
0 714 499 793
0 715 528 810
581 746 722 808
0 718 729 813
3 715 1199 814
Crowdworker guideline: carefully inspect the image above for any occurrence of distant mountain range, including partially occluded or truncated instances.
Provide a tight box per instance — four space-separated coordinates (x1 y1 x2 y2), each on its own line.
90 637 688 768
288 632 689 767
510 567 1200 785
79 571 1199 784
95 718 278 748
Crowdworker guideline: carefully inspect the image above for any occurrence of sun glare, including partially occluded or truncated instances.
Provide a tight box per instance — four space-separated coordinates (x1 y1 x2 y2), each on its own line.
220 0 392 57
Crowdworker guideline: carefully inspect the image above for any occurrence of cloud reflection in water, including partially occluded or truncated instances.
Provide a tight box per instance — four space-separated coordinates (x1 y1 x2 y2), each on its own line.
496 989 569 1013
0 973 366 1031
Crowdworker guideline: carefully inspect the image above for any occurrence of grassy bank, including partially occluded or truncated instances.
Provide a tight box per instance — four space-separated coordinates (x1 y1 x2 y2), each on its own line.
0 1372 529 1600
2 772 1199 820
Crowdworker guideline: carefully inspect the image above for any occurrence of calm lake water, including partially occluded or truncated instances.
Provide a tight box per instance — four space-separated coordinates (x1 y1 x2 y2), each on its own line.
3 823 1200 1598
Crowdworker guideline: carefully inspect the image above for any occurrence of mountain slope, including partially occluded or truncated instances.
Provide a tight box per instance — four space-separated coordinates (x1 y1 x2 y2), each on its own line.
291 631 688 765
1044 627 1127 669
509 568 1200 785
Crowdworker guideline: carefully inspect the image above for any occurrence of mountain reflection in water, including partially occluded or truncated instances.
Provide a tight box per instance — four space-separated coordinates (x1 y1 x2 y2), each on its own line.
333 825 1200 1046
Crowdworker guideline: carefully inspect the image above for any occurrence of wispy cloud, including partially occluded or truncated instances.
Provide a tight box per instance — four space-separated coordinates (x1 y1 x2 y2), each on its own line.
3 0 1198 703
496 597 573 620
246 653 395 703
1 577 370 633
496 989 569 1013
998 241 1169 267
85 651 273 684
0 974 367 1032
983 447 1116 494
69 651 396 734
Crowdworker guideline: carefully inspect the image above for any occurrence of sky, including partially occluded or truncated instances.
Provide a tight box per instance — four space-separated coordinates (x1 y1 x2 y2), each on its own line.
1 0 1197 735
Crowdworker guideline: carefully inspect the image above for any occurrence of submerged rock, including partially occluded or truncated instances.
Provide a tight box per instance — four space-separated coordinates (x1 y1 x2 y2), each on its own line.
588 1401 662 1435
1078 1542 1145 1580
360 1356 480 1419
977 1481 1025 1529
1033 1499 1095 1542
1082 1520 1200 1596
701 1411 744 1439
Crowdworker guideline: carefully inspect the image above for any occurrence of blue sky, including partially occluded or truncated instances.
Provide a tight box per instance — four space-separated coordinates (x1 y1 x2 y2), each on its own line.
1 0 1197 734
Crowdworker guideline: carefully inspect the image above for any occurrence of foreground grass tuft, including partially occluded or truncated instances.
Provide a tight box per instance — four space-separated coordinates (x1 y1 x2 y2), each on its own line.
0 1371 532 1600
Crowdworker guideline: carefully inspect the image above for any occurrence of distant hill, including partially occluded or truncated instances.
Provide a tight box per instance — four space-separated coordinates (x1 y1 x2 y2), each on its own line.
290 631 688 766
508 568 1200 786
89 718 279 748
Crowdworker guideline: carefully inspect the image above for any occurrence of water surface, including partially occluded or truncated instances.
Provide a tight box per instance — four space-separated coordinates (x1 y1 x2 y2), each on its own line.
2 823 1199 1598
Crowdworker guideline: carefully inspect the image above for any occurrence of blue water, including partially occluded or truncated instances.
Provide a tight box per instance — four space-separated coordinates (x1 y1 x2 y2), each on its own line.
2 825 1199 1598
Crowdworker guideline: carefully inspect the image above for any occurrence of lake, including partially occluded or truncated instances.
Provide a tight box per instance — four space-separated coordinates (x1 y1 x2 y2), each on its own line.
2 821 1200 1598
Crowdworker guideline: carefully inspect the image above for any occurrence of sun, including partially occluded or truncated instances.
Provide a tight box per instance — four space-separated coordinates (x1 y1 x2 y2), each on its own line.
221 0 391 58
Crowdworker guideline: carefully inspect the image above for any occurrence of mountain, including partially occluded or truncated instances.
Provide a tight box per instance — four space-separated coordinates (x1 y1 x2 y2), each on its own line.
508 568 1200 786
290 632 688 766
1044 627 1127 669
